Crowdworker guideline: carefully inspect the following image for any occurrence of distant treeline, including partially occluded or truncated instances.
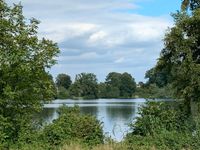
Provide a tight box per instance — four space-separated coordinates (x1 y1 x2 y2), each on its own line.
52 72 173 99
54 72 136 99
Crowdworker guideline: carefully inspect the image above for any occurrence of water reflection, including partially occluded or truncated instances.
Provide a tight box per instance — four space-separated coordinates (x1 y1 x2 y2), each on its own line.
40 98 147 141
80 106 99 116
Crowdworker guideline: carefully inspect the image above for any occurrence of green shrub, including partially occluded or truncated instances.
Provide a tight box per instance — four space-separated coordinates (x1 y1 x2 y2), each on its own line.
42 105 104 147
125 101 200 150
130 101 190 136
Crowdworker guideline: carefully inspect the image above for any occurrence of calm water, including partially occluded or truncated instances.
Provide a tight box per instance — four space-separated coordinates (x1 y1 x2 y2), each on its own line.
41 98 153 141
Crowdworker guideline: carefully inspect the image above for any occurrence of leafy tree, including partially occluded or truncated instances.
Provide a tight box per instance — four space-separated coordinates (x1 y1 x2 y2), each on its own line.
145 68 170 88
98 82 107 98
48 74 57 99
106 85 120 98
138 81 145 88
57 86 69 99
182 0 191 10
181 0 200 10
120 73 136 98
70 73 98 99
105 72 121 88
105 72 136 98
105 72 121 98
69 82 82 98
135 84 174 99
56 73 72 89
0 1 59 145
153 6 200 115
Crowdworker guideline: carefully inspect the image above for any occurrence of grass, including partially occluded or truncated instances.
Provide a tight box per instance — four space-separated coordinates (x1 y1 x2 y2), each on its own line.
60 142 159 150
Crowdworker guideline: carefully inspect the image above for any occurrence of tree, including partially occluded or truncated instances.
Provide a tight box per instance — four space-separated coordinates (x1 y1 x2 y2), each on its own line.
120 73 136 98
106 85 120 98
145 68 170 88
98 82 107 98
105 72 136 98
70 73 98 99
181 0 200 10
154 7 200 115
105 72 121 88
0 1 59 145
57 86 70 99
48 74 57 99
181 0 190 10
56 73 72 89
105 72 121 98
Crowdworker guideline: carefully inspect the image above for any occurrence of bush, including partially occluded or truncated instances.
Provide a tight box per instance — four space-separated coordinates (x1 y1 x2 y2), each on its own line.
125 101 200 150
42 105 104 147
130 101 192 136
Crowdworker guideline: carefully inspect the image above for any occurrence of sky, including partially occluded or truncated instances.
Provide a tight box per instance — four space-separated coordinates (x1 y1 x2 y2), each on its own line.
8 0 181 82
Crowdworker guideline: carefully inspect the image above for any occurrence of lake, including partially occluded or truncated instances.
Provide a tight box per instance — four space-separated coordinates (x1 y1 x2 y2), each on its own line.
41 98 157 141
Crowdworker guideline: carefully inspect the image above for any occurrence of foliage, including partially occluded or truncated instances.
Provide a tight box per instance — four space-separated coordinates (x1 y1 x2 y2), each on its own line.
56 73 72 89
57 86 70 99
125 2 200 149
100 72 136 98
42 106 104 147
97 82 108 98
69 73 98 99
125 102 200 150
12 101 200 150
148 6 200 114
105 85 120 98
53 72 137 99
135 84 174 99
48 74 57 99
130 102 190 136
145 68 170 88
7 106 103 149
55 74 72 99
0 1 59 147
120 73 136 97
181 0 200 10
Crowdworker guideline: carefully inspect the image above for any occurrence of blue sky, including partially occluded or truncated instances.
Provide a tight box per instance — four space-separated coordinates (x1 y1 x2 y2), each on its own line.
133 0 181 16
8 0 181 82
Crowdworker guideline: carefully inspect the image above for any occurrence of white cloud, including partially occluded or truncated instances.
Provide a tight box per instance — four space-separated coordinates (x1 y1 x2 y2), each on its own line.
7 0 173 82
114 57 125 63
88 31 107 43
39 22 97 43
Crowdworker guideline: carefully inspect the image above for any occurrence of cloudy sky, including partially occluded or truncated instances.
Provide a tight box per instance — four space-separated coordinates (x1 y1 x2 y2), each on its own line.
8 0 181 82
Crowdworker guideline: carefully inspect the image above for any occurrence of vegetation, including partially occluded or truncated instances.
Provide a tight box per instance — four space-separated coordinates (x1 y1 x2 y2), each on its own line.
1 0 200 149
149 0 200 115
8 106 104 150
135 83 174 99
0 0 59 147
181 0 200 10
56 72 137 99
124 1 200 149
125 102 200 150
56 74 72 90
105 72 136 98
69 73 99 99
